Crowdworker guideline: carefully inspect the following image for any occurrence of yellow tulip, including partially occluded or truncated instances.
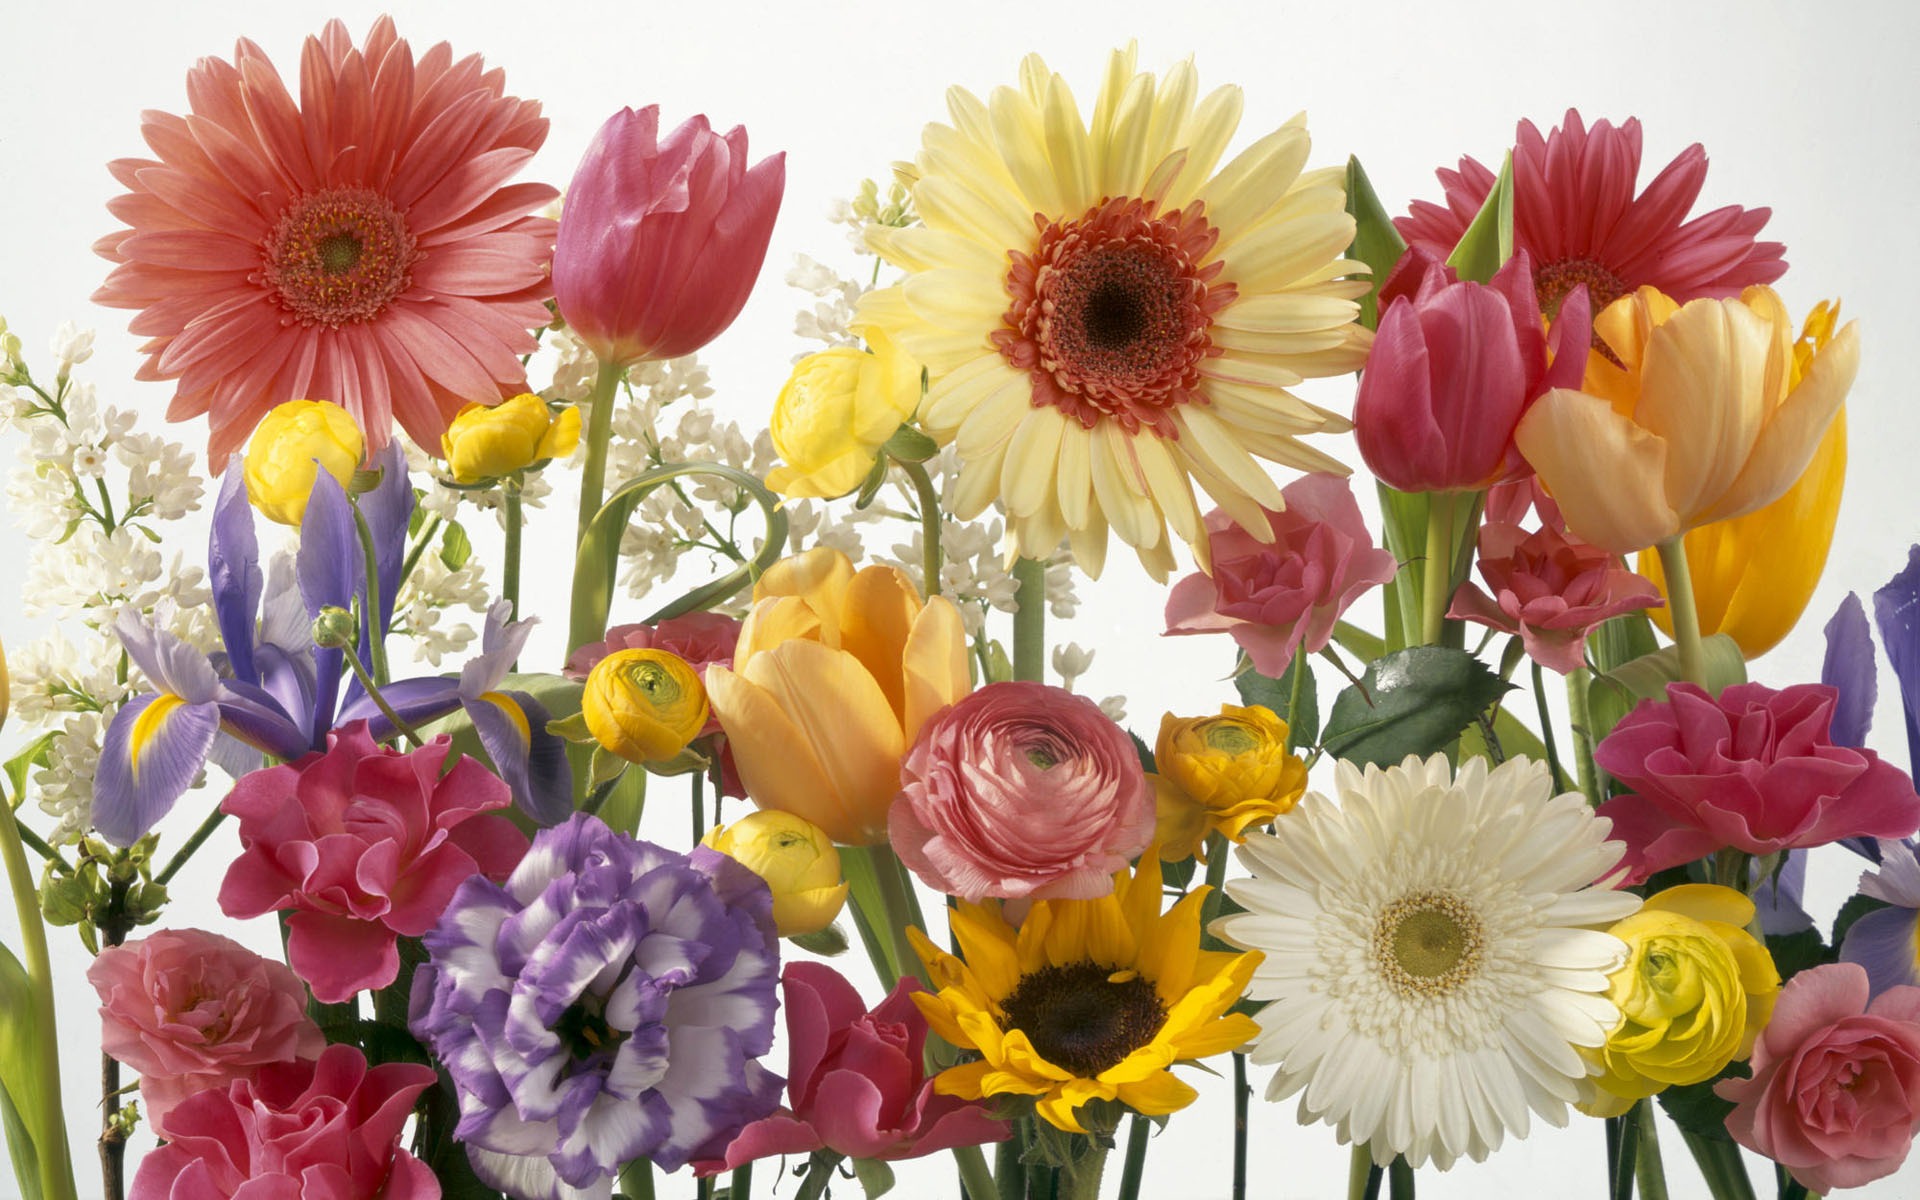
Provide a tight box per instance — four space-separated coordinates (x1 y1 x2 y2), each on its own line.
1154 705 1307 854
1580 885 1780 1117
1639 304 1849 657
704 547 970 845
765 328 922 499
1514 287 1858 556
701 810 850 937
242 399 364 526
440 392 581 484
582 648 709 764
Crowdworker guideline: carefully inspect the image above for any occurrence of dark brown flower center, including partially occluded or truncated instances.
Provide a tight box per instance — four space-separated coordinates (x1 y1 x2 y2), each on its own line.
993 197 1235 439
999 961 1166 1078
262 187 417 326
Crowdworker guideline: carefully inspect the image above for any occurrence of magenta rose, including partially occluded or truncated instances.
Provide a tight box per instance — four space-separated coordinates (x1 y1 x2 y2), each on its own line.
87 928 324 1138
1715 964 1920 1192
889 681 1154 901
218 722 529 1003
696 962 1010 1175
1164 473 1398 676
1595 683 1920 883
130 1043 439 1200
1449 519 1662 674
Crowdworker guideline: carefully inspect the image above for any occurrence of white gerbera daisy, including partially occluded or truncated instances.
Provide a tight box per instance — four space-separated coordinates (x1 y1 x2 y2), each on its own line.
1213 753 1639 1169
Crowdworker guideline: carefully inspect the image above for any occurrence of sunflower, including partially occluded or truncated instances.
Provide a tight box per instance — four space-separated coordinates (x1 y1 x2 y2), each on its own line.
907 853 1260 1133
858 45 1371 580
1213 754 1641 1169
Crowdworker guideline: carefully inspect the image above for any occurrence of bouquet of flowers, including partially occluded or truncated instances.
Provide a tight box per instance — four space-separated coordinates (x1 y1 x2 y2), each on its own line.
3 16 1918 1200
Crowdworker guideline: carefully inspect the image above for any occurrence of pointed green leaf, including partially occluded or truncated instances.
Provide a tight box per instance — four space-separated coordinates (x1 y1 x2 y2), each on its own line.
789 923 850 956
0 940 62 1200
882 425 939 464
438 520 472 572
1444 152 1515 284
4 734 57 807
1343 155 1409 330
1320 647 1512 767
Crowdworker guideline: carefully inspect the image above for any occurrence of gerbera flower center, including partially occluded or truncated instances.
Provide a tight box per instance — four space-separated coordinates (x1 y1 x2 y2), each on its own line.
1535 256 1627 323
1373 890 1486 999
262 187 418 327
993 197 1236 439
999 961 1167 1078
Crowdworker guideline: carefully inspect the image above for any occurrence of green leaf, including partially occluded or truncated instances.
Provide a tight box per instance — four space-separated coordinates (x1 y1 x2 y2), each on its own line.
1343 155 1408 330
438 520 472 571
1589 612 1661 674
1444 152 1515 284
1588 634 1748 740
4 733 57 806
1765 928 1831 985
0 940 66 1200
852 1156 897 1198
1658 1064 1746 1145
789 923 850 956
1319 647 1511 768
595 764 648 838
1331 621 1387 664
1161 853 1198 891
0 1080 42 1200
882 424 939 464
1233 651 1318 748
1832 892 1890 949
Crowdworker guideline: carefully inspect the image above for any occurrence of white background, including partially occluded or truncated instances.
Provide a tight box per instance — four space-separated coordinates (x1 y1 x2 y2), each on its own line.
3 1 1919 1196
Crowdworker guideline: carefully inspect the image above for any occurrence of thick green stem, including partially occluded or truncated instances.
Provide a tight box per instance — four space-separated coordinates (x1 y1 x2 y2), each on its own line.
794 1152 841 1200
1635 1098 1669 1200
953 1144 997 1200
155 805 229 885
576 360 624 548
996 1129 1027 1200
1013 558 1047 683
869 842 932 989
1116 1114 1150 1200
616 1158 655 1200
729 1162 752 1200
1420 495 1456 646
1654 538 1708 689
1347 1144 1377 1200
1532 660 1570 795
1283 648 1308 750
1612 1099 1642 1200
901 459 944 601
1567 667 1600 805
502 476 524 624
1060 1143 1109 1200
1232 1051 1250 1200
351 503 390 685
1388 1158 1415 1200
691 769 706 847
0 798 77 1200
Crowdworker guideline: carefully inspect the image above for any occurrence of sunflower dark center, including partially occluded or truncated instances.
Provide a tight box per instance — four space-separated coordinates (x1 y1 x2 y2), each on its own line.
999 961 1166 1078
993 196 1236 439
262 186 417 327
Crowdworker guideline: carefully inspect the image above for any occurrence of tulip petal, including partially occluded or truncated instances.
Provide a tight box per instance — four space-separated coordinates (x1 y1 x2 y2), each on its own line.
705 664 865 846
841 566 923 725
739 642 906 845
1634 295 1773 521
901 597 971 744
1515 388 1678 554
1698 319 1857 528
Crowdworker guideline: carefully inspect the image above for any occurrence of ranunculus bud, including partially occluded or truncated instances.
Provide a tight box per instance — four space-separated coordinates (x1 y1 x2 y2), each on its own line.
702 810 849 937
583 648 709 763
440 392 581 484
1156 704 1307 850
310 605 358 650
242 399 364 526
766 329 922 499
1581 885 1779 1116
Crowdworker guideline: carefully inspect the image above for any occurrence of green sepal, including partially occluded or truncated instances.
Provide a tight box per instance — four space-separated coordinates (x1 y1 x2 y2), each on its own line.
641 745 712 779
545 710 594 744
589 746 629 791
438 521 473 571
1444 152 1515 284
882 424 939 464
347 466 385 495
853 451 891 509
1343 155 1410 330
789 923 850 956
852 1157 896 1198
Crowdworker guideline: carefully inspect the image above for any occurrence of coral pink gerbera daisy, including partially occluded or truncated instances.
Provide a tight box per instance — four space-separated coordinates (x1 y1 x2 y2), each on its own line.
1395 109 1785 322
94 17 558 463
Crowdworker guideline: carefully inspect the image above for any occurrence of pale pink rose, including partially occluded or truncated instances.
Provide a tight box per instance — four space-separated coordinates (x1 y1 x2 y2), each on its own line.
1164 473 1398 676
1449 519 1662 674
1716 964 1920 1192
87 928 324 1138
129 1043 439 1200
889 681 1154 901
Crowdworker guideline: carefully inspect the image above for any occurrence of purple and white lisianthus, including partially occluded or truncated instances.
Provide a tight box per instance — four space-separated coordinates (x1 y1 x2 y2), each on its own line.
410 813 783 1200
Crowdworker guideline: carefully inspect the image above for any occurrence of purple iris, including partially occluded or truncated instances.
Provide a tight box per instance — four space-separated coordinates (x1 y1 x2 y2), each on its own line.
94 447 571 846
409 813 782 1199
1840 839 1920 999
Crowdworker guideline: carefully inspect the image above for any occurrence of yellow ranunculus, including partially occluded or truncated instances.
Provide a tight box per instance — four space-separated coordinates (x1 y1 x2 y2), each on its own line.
1155 705 1307 854
1580 884 1781 1117
765 328 922 499
701 810 850 937
704 547 970 845
440 392 581 484
1152 773 1213 863
1514 287 1858 556
1639 303 1849 658
582 648 709 764
242 399 364 526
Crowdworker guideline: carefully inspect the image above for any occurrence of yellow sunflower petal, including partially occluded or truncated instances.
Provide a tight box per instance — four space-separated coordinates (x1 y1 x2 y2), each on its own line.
1115 1070 1200 1117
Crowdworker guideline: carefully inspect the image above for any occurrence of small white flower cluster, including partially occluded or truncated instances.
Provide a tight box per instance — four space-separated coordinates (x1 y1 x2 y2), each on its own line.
787 253 864 351
392 551 492 667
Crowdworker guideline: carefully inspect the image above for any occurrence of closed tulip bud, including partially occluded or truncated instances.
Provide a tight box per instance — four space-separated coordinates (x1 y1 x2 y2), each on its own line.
700 810 849 937
582 648 709 763
243 399 364 526
1155 704 1308 846
440 393 581 484
765 329 922 499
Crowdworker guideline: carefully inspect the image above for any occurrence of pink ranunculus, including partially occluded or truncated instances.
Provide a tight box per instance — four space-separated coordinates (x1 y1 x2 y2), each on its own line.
566 612 746 794
553 106 785 368
1449 519 1663 674
217 722 529 1003
87 929 325 1138
890 681 1154 902
1353 248 1589 494
695 962 1011 1176
1715 964 1920 1192
1595 683 1920 883
1163 473 1399 677
129 1043 440 1200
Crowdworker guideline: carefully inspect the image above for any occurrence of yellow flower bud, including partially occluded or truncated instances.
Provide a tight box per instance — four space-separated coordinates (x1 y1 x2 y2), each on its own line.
581 649 709 764
701 810 850 937
765 328 922 499
1155 704 1307 845
1580 885 1782 1117
243 399 365 526
440 393 581 484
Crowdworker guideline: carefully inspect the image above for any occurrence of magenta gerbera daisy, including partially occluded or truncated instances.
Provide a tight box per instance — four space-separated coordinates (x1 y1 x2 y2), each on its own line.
94 17 559 463
1396 109 1786 321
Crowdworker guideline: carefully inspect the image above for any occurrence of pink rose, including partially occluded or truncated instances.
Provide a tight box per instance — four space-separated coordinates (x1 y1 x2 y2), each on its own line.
130 1043 439 1200
1716 964 1920 1192
696 963 1010 1175
1164 473 1398 676
1596 683 1920 883
1449 519 1662 674
218 722 529 1003
889 681 1155 901
87 929 324 1138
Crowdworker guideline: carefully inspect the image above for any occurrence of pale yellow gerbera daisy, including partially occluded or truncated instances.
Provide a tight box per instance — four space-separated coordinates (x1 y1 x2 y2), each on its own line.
858 45 1372 579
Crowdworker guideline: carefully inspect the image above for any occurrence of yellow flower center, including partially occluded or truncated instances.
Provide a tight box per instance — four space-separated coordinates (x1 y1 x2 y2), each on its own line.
627 660 682 707
1000 961 1167 1078
1202 722 1259 755
1374 890 1486 998
263 187 417 327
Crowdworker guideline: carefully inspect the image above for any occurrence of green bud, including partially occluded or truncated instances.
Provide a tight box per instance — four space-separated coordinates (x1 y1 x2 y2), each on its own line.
312 606 358 650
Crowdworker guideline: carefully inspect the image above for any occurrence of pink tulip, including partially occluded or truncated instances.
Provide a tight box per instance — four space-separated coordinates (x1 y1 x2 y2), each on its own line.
1354 249 1589 493
553 106 785 366
1449 519 1662 674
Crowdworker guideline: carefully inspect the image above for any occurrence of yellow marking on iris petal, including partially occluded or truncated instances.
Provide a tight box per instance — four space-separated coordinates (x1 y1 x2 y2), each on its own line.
129 693 187 779
480 691 531 745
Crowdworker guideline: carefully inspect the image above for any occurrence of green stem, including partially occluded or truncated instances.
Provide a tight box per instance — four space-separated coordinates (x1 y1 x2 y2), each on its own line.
1116 1114 1150 1200
398 514 444 593
1388 1158 1415 1200
1680 1128 1756 1200
1061 1143 1109 1200
996 1128 1027 1200
1232 1051 1250 1200
616 1158 655 1200
1420 493 1456 646
502 475 524 624
869 842 932 988
1532 660 1569 795
1013 557 1047 683
13 820 72 875
953 1144 997 1200
901 458 944 601
729 1162 752 1200
1612 1099 1642 1200
1654 538 1707 689
691 769 706 846
1567 667 1600 805
1347 1145 1376 1200
351 503 390 686
0 797 77 1200
1283 648 1308 750
576 360 624 548
340 643 423 748
1635 1099 1669 1200
794 1151 842 1200
155 805 228 885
